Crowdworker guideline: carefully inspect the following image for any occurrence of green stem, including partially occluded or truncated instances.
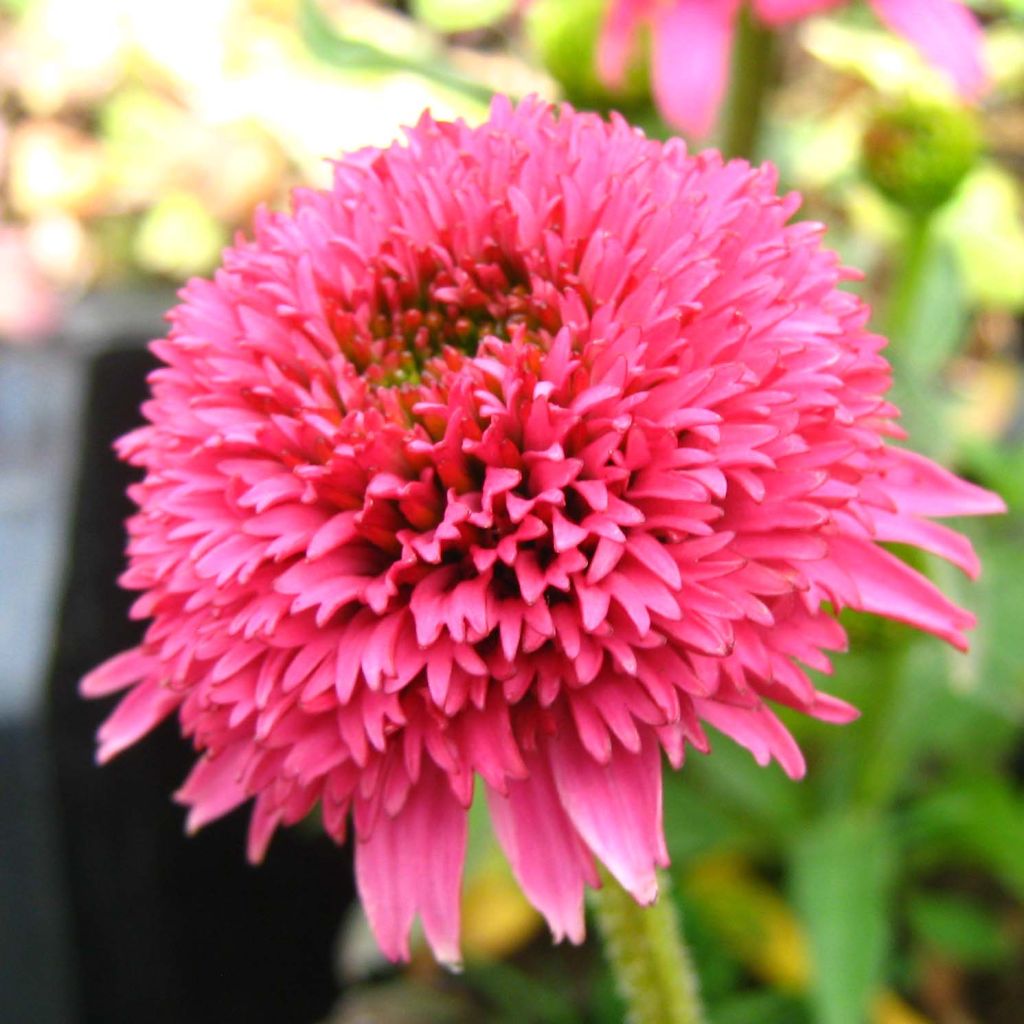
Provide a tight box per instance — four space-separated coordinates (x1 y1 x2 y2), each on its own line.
881 215 933 350
853 641 912 809
719 10 775 161
881 214 943 456
591 870 706 1024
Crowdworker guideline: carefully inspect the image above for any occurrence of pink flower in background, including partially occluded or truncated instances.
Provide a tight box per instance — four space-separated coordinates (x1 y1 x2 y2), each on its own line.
600 0 988 138
82 97 1002 965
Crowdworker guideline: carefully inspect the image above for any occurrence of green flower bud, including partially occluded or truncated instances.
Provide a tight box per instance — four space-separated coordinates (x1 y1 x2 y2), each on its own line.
862 100 982 216
526 0 649 111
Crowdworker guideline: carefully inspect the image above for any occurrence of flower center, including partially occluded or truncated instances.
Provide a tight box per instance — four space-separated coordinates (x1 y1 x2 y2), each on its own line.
324 241 559 391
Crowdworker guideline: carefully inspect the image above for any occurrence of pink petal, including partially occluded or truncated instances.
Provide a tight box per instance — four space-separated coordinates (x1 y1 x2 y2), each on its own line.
354 764 467 965
695 699 807 779
871 509 980 578
882 449 1005 518
649 0 743 138
869 0 987 98
175 743 252 833
96 680 181 763
810 692 861 724
548 727 667 904
80 647 151 697
487 749 597 944
598 0 651 86
829 534 975 650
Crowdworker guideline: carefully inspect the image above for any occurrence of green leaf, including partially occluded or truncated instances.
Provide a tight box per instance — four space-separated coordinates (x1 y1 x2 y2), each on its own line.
940 166 1024 312
960 527 1024 723
853 641 959 808
587 962 629 1024
661 770 756 861
680 730 806 842
908 892 1012 968
411 0 515 34
711 991 811 1024
961 439 1024 516
802 19 967 95
328 979 473 1023
299 0 494 103
898 236 968 379
791 813 895 1024
669 888 745 1003
903 774 1024 901
464 960 579 1024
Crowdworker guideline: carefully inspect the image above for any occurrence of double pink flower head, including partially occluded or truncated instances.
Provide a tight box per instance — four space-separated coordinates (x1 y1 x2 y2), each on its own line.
83 97 1001 965
601 0 988 137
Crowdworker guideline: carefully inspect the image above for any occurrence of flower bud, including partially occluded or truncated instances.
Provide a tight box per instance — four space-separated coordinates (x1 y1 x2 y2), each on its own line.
526 0 649 110
863 100 981 216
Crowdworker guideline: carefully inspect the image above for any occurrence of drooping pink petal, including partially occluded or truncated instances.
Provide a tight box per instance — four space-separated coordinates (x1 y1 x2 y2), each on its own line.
648 0 743 138
598 0 652 87
881 448 1006 518
487 749 598 944
869 0 988 97
828 534 975 650
80 647 151 697
176 743 253 833
871 509 980 578
548 727 667 904
695 699 807 779
96 681 180 763
354 764 467 965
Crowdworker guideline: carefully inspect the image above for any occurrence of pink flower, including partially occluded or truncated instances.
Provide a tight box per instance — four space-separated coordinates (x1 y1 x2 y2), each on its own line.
600 0 988 138
82 98 1001 965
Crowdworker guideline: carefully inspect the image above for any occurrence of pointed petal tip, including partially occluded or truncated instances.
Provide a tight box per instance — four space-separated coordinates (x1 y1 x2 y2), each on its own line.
810 693 861 725
556 918 588 946
980 491 1009 516
948 632 971 654
376 934 412 965
635 876 660 906
607 864 659 906
80 648 148 697
434 946 464 973
179 801 213 837
95 726 136 765
94 743 117 766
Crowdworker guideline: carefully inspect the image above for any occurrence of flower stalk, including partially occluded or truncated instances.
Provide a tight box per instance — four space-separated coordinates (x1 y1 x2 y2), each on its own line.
882 215 933 352
720 9 775 161
592 870 706 1024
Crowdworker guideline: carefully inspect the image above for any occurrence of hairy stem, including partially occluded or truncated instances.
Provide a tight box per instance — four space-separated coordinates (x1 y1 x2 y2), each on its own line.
592 870 706 1024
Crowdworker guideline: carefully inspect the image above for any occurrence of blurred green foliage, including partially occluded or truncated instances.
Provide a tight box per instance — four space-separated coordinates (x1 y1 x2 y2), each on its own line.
411 0 515 34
